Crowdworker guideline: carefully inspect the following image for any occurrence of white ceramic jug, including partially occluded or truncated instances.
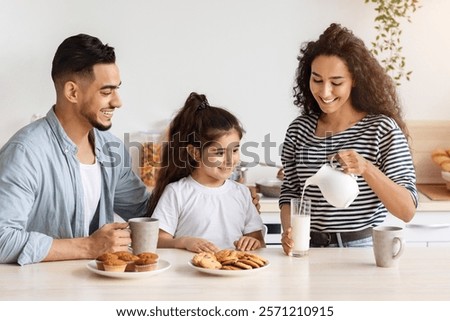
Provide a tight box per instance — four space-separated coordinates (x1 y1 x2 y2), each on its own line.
305 156 359 208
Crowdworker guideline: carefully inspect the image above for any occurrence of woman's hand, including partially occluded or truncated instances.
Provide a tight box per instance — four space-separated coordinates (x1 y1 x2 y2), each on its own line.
335 149 416 222
335 149 369 176
234 236 261 251
281 228 293 256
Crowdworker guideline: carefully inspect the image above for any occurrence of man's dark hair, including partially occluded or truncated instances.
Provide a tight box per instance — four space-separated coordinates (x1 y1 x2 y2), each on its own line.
51 33 116 84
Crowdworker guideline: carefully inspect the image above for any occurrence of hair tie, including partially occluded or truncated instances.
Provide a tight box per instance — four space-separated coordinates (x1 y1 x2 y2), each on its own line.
197 100 210 111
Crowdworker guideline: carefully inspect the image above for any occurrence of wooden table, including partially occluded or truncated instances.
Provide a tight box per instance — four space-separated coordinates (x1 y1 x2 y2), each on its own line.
1 247 449 301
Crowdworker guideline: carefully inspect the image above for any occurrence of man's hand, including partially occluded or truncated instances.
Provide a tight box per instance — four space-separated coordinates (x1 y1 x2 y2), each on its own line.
89 222 131 256
248 186 261 212
44 222 131 262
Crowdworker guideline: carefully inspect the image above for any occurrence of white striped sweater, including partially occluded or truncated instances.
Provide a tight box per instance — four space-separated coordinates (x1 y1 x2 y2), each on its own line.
279 113 418 232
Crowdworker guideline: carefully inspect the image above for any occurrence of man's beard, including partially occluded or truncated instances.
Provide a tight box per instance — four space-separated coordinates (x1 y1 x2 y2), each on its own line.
90 118 112 131
82 108 112 131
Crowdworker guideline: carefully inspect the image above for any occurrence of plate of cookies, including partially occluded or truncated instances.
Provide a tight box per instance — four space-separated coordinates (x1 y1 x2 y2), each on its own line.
188 249 270 276
86 251 171 279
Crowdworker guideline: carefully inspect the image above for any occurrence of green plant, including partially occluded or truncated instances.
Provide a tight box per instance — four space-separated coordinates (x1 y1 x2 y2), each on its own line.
364 0 421 85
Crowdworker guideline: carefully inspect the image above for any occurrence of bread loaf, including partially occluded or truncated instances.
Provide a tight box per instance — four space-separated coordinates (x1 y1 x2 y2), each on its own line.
442 160 450 172
431 148 450 171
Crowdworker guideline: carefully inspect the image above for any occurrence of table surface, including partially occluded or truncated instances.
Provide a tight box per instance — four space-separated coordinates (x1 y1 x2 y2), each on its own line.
1 247 449 301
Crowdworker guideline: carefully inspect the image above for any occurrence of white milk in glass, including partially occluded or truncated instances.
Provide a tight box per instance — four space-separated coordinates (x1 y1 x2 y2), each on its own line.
291 214 310 255
291 196 311 257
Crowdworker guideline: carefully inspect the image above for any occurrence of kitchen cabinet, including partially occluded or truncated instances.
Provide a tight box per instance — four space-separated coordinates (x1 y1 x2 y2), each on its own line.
259 194 450 248
259 197 282 247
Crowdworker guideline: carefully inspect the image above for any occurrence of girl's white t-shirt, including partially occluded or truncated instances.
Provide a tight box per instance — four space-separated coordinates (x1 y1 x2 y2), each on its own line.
152 176 263 249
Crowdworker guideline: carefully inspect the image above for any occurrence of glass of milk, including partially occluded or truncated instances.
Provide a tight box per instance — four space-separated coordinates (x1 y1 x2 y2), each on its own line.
290 198 311 257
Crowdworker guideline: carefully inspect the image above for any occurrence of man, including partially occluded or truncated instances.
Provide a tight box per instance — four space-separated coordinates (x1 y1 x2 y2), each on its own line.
0 34 150 265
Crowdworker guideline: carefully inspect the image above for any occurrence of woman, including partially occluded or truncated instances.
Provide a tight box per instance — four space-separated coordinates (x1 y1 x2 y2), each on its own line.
280 23 418 255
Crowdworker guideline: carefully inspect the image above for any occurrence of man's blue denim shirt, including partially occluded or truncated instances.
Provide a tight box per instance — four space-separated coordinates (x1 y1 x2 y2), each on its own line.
0 107 150 265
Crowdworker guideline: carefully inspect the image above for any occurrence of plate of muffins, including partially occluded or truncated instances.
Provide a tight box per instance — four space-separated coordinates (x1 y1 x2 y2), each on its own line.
86 251 171 279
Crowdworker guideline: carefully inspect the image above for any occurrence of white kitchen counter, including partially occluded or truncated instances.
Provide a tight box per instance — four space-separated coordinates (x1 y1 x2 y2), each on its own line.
259 196 280 212
2 248 449 301
259 193 450 213
416 193 450 211
258 192 450 247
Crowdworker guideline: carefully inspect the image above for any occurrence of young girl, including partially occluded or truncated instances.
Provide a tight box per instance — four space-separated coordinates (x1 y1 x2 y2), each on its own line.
148 92 265 253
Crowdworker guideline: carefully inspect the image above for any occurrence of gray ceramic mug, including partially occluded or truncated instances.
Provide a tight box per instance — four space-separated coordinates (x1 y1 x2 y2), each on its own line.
372 226 405 268
128 217 159 255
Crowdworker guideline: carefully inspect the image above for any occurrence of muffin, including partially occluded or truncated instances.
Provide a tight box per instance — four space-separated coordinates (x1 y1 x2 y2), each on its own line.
137 252 159 262
114 251 139 272
103 258 127 272
95 252 118 271
134 257 158 272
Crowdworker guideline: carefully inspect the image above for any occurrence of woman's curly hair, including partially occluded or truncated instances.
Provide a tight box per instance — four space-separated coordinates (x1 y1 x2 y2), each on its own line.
293 23 408 138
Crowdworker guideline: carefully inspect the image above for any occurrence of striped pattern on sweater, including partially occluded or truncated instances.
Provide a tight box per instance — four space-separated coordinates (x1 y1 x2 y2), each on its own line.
279 113 418 232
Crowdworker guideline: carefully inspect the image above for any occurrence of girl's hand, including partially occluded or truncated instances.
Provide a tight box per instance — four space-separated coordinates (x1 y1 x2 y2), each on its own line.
281 228 293 256
183 237 220 253
234 236 261 251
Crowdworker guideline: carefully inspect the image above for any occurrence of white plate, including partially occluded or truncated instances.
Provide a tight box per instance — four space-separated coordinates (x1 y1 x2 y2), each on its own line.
86 259 171 279
188 260 270 276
